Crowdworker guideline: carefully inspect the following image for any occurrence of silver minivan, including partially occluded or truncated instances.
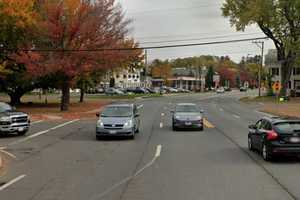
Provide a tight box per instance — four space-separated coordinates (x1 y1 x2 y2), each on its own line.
96 104 140 139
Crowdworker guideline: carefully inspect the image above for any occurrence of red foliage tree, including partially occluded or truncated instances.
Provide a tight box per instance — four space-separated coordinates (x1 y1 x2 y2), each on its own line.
16 0 142 111
217 67 237 88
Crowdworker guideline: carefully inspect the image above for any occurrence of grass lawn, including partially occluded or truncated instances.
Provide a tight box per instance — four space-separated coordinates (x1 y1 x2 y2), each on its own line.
0 93 162 120
240 95 300 118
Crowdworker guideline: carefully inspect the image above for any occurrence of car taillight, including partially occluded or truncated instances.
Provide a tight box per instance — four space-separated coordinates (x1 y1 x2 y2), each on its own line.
267 130 278 141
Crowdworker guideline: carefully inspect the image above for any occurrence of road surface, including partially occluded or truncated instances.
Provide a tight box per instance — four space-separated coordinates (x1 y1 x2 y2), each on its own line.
0 90 299 200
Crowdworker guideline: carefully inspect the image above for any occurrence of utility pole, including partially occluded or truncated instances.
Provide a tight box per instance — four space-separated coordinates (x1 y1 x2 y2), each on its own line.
144 49 148 87
252 41 265 97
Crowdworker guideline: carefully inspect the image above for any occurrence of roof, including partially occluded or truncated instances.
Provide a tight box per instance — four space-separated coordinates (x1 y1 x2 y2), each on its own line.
172 68 197 77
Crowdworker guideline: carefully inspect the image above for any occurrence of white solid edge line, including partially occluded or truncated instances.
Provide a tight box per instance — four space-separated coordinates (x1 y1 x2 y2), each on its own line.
30 120 43 125
8 119 79 146
0 175 26 191
90 145 163 200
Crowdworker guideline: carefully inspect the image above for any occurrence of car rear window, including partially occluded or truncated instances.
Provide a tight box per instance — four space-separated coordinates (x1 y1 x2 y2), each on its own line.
176 105 198 112
274 122 300 134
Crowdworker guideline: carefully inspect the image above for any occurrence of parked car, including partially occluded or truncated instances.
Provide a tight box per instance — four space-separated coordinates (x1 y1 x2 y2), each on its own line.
96 103 141 139
145 88 156 94
0 102 30 136
248 116 300 161
171 103 204 131
168 87 179 93
216 87 225 93
105 88 124 95
240 87 247 92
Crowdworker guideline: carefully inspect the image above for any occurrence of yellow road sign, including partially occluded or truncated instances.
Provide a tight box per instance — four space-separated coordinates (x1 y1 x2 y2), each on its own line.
272 81 282 93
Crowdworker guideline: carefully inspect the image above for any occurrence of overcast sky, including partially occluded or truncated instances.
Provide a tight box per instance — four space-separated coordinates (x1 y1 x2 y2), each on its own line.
117 0 275 63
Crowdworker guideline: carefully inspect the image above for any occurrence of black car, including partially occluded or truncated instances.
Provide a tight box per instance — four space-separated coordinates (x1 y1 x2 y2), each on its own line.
248 117 300 161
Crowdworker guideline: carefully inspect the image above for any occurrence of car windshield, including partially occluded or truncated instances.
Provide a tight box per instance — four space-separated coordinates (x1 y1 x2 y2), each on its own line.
101 106 132 117
176 105 199 113
0 103 12 113
274 122 300 133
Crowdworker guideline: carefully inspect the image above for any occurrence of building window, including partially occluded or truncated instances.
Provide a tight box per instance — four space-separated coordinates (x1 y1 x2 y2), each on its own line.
136 75 139 79
132 75 135 79
293 67 300 75
116 74 120 78
271 68 279 76
123 74 127 79
128 75 131 79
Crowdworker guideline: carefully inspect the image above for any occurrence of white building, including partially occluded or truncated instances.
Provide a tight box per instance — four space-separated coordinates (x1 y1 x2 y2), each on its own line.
113 68 142 88
265 49 300 94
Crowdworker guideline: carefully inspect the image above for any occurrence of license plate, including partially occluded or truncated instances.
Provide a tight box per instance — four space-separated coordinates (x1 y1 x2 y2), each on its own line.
109 130 117 134
185 122 192 126
290 137 300 143
18 127 25 132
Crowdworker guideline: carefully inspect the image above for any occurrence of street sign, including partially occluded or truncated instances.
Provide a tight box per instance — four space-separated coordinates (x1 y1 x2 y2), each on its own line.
272 81 282 94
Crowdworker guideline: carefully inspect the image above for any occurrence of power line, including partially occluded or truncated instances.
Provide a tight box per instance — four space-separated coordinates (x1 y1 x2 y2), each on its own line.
1 36 269 52
126 3 222 15
138 33 266 44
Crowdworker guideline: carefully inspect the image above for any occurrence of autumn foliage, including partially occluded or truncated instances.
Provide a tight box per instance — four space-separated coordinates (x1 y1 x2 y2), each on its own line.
13 0 142 110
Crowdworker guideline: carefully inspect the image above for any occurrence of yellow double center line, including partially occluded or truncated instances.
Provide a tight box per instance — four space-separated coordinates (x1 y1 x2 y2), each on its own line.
203 118 215 128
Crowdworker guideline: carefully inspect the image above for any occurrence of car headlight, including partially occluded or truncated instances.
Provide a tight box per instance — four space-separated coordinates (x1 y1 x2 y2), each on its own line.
124 120 133 128
0 116 11 122
195 116 203 121
175 115 181 120
97 119 104 127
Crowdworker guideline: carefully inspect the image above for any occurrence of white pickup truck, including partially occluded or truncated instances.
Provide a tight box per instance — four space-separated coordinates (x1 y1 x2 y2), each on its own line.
0 102 30 136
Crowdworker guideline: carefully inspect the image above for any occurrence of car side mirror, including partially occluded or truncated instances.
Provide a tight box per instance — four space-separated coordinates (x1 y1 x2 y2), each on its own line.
135 113 140 118
96 113 100 117
200 109 204 114
248 124 256 129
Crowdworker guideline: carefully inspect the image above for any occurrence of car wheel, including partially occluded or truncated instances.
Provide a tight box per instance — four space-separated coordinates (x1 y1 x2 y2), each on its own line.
172 122 177 131
199 126 204 131
96 135 102 140
248 137 254 151
262 143 272 161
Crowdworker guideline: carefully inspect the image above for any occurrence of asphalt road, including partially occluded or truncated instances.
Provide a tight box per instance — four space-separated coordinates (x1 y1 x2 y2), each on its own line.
0 90 299 200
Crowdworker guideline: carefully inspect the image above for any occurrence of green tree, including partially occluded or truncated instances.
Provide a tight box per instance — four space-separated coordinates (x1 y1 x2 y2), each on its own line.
206 66 214 89
222 0 300 96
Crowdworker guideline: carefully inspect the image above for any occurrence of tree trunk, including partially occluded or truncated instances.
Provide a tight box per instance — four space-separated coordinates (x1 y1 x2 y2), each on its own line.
61 80 70 111
9 92 23 106
79 88 85 103
280 55 294 96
